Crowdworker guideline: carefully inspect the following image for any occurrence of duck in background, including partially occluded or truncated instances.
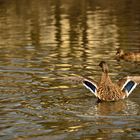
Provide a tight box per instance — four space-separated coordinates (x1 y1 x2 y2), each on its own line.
116 48 140 61
62 61 140 102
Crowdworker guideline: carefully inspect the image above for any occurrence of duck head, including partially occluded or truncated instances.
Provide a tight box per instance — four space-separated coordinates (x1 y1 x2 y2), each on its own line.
116 48 124 57
99 61 109 73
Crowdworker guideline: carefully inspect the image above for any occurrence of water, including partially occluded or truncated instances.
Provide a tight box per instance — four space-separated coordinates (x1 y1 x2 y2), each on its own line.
0 0 140 140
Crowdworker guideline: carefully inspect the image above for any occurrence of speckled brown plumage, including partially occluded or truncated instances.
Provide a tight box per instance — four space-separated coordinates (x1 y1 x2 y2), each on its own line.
97 61 125 101
116 48 140 61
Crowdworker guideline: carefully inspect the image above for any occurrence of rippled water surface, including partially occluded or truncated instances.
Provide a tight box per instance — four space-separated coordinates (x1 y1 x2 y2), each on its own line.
0 0 140 140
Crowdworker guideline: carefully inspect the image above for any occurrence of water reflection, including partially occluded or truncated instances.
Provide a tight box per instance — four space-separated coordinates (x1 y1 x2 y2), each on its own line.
0 0 140 139
38 95 140 139
94 100 139 116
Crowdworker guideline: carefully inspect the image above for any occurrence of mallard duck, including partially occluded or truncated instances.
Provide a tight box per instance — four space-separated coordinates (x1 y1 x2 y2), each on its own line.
62 61 140 101
116 48 140 61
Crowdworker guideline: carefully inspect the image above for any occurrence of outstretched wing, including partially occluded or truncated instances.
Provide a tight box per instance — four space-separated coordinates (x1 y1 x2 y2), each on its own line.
82 79 98 97
117 76 140 97
60 76 98 97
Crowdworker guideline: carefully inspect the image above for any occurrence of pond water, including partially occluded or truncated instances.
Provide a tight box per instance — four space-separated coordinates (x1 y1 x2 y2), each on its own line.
0 0 140 140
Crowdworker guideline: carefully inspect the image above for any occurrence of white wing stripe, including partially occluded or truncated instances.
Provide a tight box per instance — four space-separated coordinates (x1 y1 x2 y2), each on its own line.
83 79 98 97
121 79 137 96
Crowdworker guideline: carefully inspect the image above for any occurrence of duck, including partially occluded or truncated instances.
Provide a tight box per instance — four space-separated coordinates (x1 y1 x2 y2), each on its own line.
62 61 140 101
116 48 140 61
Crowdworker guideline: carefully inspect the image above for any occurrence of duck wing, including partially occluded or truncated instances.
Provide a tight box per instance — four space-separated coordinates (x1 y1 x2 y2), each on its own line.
61 76 98 97
117 76 140 97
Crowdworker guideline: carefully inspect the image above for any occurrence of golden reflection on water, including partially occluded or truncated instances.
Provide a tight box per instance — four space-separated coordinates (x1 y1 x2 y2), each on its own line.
0 0 139 69
0 0 140 140
0 1 119 49
87 9 119 48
